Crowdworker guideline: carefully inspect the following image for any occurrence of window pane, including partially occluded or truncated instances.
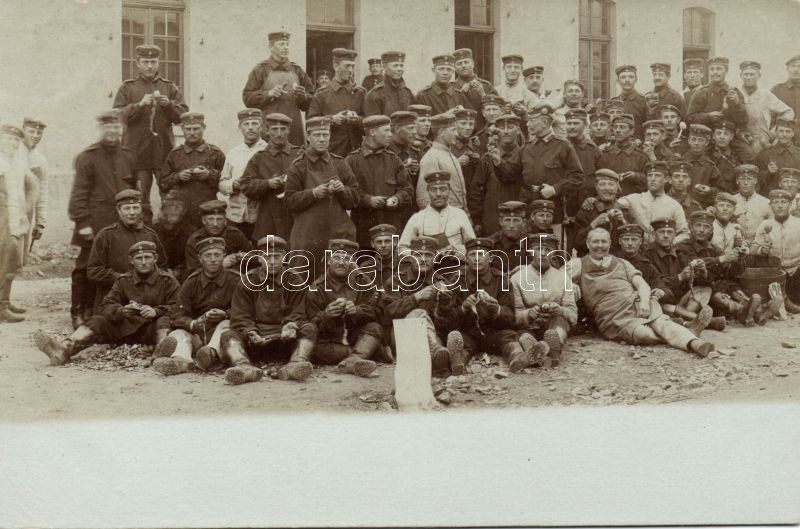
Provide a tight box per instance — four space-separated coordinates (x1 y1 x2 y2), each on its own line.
455 0 470 26
167 38 179 61
154 37 167 56
167 11 179 36
325 0 346 24
579 0 589 33
168 63 180 86
124 7 146 35
307 0 325 24
470 0 490 25
154 11 166 36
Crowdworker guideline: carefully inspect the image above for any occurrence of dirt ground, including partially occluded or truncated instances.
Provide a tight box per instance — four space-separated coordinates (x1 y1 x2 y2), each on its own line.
1 274 799 421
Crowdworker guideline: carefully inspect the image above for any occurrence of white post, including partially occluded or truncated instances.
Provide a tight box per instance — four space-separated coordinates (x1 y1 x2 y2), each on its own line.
393 318 438 411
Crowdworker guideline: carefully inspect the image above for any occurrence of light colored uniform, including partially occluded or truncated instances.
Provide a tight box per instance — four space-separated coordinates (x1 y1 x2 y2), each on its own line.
218 138 267 224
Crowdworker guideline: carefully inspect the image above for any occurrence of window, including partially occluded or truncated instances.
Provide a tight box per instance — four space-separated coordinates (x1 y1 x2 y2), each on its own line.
683 7 714 84
579 0 613 103
306 0 355 85
122 1 184 88
454 0 495 82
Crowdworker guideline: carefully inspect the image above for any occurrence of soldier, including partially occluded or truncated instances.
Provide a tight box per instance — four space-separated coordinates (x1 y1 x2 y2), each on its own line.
511 233 577 367
347 114 413 249
574 169 628 256
588 111 612 148
415 54 467 115
217 108 267 239
408 104 434 153
641 120 675 164
754 117 800 193
387 110 422 188
153 189 193 282
35 241 179 366
611 223 661 287
597 114 648 195
242 31 314 146
113 44 187 222
381 235 465 376
771 54 800 147
740 60 794 155
648 63 686 118
458 237 539 372
307 48 366 157
158 112 226 229
152 237 244 377
528 199 558 242
496 54 537 110
19 117 48 262
777 167 800 215
473 94 506 152
0 124 27 322
299 239 382 377
451 107 481 189
453 48 497 131
400 172 475 255
660 104 689 155
469 114 523 236
684 124 723 207
523 66 545 98
486 201 529 274
239 112 300 242
361 58 382 91
87 189 166 312
68 111 136 327
416 113 468 210
552 80 587 140
732 163 772 243
612 65 647 140
184 200 252 274
364 51 414 118
710 192 744 254
230 235 316 382
605 99 626 123
666 160 704 220
363 223 400 291
683 58 705 109
284 116 359 268
565 108 601 224
710 119 741 193
315 69 331 91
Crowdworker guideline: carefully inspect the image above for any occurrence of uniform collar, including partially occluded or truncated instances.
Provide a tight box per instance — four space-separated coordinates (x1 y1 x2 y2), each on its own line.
654 245 677 258
244 138 267 151
619 89 640 100
431 82 452 95
268 141 294 155
267 56 291 71
305 147 331 163
329 78 354 92
466 266 495 288
200 269 227 288
138 73 163 83
531 131 554 144
360 140 386 156
613 142 636 154
775 143 797 154
133 268 159 286
182 141 208 154
786 79 800 89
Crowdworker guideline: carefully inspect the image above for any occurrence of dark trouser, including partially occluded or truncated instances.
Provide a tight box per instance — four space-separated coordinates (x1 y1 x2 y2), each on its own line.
520 315 571 343
787 268 800 304
71 241 95 317
243 322 318 361
85 314 170 344
229 220 254 240
135 169 157 224
462 329 519 364
314 321 383 365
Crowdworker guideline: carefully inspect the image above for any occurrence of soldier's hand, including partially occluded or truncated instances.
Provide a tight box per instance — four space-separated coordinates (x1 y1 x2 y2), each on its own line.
325 299 346 318
247 330 267 346
292 84 307 100
312 182 331 198
139 305 157 319
267 176 285 189
457 154 470 167
178 169 192 182
122 304 139 317
369 196 387 208
719 249 739 264
480 296 501 317
540 184 556 199
511 102 527 116
78 226 94 241
280 322 298 340
331 111 347 125
414 284 438 303
139 93 154 106
708 111 724 120
694 184 711 194
155 94 170 106
267 85 286 99
725 90 740 105
406 159 420 175
329 179 345 192
768 161 779 174
223 253 240 268
582 197 597 211
32 224 44 241
204 308 226 323
591 212 610 228
344 300 357 316
385 196 399 208
526 306 541 323
345 110 360 123
635 297 651 318
651 288 666 300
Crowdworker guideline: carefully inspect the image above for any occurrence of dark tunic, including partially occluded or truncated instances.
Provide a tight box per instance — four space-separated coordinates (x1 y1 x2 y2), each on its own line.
364 77 415 117
68 142 135 245
307 78 366 157
387 139 423 189
415 82 469 115
667 191 704 221
450 136 481 190
569 137 602 217
112 74 187 171
683 86 701 110
597 143 649 196
453 74 497 131
652 143 676 164
456 267 516 337
709 147 740 193
153 220 194 282
362 74 381 91
771 80 800 146
642 245 691 303
184 226 252 274
346 142 413 248
172 268 239 334
230 269 309 341
487 230 527 275
686 82 748 128
468 146 523 235
652 85 686 118
611 250 662 289
573 199 628 256
98 268 180 338
666 132 690 155
683 150 723 207
676 238 744 289
242 56 314 146
303 272 381 344
158 142 226 229
754 143 800 193
380 268 459 332
612 89 648 139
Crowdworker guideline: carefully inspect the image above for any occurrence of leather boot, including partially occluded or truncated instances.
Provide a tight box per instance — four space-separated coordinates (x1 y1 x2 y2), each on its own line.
425 324 450 372
223 335 263 385
502 341 530 373
338 334 378 377
688 339 715 358
152 329 173 357
741 294 761 326
446 330 465 375
71 309 85 330
372 344 395 364
518 332 549 367
33 325 95 366
7 302 26 314
277 338 314 381
707 316 727 331
784 297 800 314
687 305 713 336
195 346 223 372
543 329 563 367
153 356 196 376
755 293 783 325
0 302 24 323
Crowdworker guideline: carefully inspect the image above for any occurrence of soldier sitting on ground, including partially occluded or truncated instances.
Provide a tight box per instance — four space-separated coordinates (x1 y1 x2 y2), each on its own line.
574 169 628 256
184 199 252 275
486 200 529 274
35 241 179 366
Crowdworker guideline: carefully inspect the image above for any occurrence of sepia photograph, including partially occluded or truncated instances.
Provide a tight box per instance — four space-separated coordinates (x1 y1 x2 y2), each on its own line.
1 0 800 526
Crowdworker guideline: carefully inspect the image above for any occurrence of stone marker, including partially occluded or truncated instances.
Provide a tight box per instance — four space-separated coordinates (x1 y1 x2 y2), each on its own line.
393 318 438 411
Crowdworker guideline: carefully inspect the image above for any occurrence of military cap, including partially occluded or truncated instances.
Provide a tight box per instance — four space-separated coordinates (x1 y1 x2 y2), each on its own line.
409 236 439 252
651 219 676 231
589 111 611 123
618 224 645 238
256 235 288 252
453 108 477 120
424 171 451 185
565 108 588 121
563 79 585 92
432 54 455 67
381 51 406 63
612 113 635 127
650 63 671 74
495 113 520 126
328 238 359 253
22 117 46 130
237 108 262 122
669 160 692 174
528 102 555 119
481 94 506 108
390 110 417 127
453 48 473 61
688 123 712 137
129 240 158 258
714 192 737 206
526 232 560 249
0 124 24 138
367 57 381 66
464 237 495 252
605 99 625 111
199 199 227 216
96 110 122 125
785 55 800 66
713 119 736 133
683 58 705 71
530 199 555 213
523 66 544 77
707 56 729 67
306 116 331 131
689 210 715 225
363 115 391 131
264 112 292 125
769 189 793 201
135 44 161 59
408 104 433 117
430 113 456 129
368 224 397 239
779 167 800 180
332 48 357 61
739 60 761 71
776 117 797 129
497 200 527 217
643 119 665 132
595 168 621 183
268 31 290 43
180 112 205 125
196 236 226 254
615 65 637 76
658 104 681 116
316 69 331 79
115 188 142 205
501 54 524 65
735 164 759 178
645 160 669 175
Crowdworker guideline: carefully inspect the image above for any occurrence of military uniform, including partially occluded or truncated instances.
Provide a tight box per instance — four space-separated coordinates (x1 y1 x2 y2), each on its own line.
771 71 800 146
308 75 366 157
573 201 628 257
611 67 648 140
361 74 381 92
754 141 800 193
686 61 749 130
612 248 662 289
468 139 523 235
597 143 649 196
683 149 723 207
184 225 251 274
415 55 469 115
154 218 193 283
668 190 704 220
710 146 740 193
387 137 423 188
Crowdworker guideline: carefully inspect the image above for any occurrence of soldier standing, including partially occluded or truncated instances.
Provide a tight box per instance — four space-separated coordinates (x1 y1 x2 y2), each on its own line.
682 58 705 109
18 117 48 263
363 51 414 117
660 104 689 155
771 55 800 147
739 60 794 155
597 114 649 196
416 114 469 210
0 125 28 322
648 63 686 118
451 107 481 189
386 110 422 188
496 54 537 110
754 117 800 192
452 48 497 131
415 54 468 115
361 58 383 91
611 65 647 140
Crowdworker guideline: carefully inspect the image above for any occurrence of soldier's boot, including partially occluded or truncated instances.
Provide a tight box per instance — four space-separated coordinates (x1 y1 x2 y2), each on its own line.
741 294 762 326
784 297 800 314
688 338 715 358
152 331 197 376
755 287 784 325
687 305 713 336
153 335 177 358
7 302 26 314
276 338 314 381
338 335 379 378
543 329 564 367
519 332 550 367
0 302 24 323
502 341 530 373
372 344 395 364
446 330 466 376
70 308 85 330
425 325 450 373
223 335 263 385
195 345 224 372
33 325 95 366
707 316 727 331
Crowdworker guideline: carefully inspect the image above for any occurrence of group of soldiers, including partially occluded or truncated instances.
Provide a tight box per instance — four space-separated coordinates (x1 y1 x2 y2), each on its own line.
3 31 800 386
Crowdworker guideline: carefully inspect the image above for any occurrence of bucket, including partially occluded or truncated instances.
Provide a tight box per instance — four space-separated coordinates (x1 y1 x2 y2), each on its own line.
738 267 786 300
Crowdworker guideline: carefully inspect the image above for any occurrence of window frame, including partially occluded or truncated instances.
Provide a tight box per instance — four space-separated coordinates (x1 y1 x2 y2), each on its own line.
306 0 356 33
122 1 185 90
578 0 614 103
454 0 496 82
682 7 714 86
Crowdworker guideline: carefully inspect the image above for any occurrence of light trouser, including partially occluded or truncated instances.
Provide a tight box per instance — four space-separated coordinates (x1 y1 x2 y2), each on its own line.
167 319 231 361
631 314 697 351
